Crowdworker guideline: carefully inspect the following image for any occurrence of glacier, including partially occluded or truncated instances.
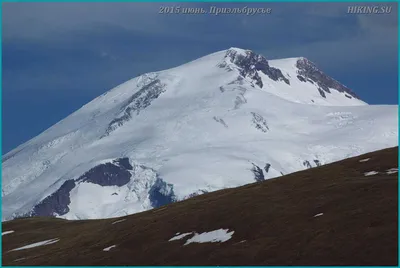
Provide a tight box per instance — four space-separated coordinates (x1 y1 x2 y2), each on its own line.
2 47 398 221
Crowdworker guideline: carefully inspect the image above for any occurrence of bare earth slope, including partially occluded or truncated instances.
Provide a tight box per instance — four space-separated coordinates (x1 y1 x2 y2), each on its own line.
2 146 398 266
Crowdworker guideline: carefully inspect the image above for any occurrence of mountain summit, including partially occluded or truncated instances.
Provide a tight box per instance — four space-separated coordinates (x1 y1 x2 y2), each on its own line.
220 47 362 103
2 48 397 221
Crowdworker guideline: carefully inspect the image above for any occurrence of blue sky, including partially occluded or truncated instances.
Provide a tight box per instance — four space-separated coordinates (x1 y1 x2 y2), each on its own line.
2 2 398 154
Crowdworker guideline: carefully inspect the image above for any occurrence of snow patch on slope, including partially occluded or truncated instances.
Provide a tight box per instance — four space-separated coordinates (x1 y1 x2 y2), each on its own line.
184 229 234 245
9 239 59 252
2 230 15 236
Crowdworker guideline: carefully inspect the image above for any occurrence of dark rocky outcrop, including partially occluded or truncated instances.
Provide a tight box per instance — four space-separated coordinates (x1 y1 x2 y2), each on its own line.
227 76 245 86
318 88 327 98
219 49 290 88
303 159 321 169
213 116 228 128
251 112 269 133
303 160 312 169
185 190 209 199
103 79 166 137
114 158 134 170
296 58 360 99
264 163 271 173
149 176 177 208
77 158 132 187
30 180 76 217
29 158 133 217
234 87 248 109
251 164 265 182
297 75 307 82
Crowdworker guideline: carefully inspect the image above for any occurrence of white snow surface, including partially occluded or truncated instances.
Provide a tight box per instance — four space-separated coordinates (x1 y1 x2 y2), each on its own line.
359 158 371 162
111 219 126 225
169 232 193 241
386 168 398 174
184 229 234 245
103 245 117 251
364 171 379 176
2 47 398 221
9 238 59 251
2 230 15 236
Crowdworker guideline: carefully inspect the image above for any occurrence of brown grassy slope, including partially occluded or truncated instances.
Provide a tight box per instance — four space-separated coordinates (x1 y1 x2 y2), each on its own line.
2 147 398 266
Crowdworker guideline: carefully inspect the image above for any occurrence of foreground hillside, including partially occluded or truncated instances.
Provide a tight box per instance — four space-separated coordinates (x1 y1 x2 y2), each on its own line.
2 146 398 266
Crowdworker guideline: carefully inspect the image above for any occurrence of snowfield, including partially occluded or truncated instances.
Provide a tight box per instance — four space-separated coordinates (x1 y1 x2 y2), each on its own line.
2 47 398 221
2 230 15 236
168 229 235 245
184 229 234 245
8 238 60 252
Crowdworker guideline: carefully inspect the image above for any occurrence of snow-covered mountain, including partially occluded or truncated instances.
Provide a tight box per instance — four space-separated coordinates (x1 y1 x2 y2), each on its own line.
2 48 398 221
